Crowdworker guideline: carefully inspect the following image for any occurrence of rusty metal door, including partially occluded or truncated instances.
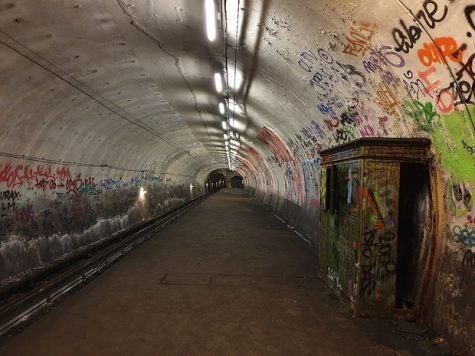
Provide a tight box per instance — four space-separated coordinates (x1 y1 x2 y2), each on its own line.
357 160 400 316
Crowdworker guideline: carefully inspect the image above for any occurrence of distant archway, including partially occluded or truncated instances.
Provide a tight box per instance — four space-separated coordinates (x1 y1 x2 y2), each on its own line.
205 170 226 192
231 175 244 188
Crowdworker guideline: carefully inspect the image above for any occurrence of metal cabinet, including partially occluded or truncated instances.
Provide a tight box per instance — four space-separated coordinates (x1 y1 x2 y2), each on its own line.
319 138 431 317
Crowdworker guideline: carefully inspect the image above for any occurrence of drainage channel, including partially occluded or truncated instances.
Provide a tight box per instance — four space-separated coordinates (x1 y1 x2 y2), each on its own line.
0 192 212 338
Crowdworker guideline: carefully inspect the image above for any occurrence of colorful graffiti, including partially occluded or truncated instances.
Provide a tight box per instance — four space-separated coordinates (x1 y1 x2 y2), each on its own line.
402 99 438 132
417 37 463 67
454 225 475 248
257 127 304 205
301 157 321 208
342 22 378 57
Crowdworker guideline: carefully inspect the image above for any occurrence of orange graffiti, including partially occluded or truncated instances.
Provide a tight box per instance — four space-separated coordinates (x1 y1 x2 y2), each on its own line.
375 82 398 115
342 22 378 57
353 186 385 230
417 37 463 67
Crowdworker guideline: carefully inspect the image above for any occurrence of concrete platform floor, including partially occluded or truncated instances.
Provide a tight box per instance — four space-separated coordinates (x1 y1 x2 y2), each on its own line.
0 189 442 355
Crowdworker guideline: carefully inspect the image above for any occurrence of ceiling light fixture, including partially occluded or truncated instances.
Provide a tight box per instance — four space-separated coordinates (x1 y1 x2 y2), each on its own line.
222 121 228 130
214 73 222 92
205 0 216 41
219 102 225 114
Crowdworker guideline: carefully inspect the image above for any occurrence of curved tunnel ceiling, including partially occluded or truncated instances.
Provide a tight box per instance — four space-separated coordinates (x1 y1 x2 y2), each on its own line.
1 0 474 190
2 1 475 351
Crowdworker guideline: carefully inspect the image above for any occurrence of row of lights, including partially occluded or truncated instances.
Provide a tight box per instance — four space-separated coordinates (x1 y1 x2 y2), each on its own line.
205 0 242 172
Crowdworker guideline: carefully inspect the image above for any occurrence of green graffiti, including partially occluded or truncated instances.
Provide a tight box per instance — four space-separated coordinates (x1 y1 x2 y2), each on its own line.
432 107 475 182
373 191 384 217
369 215 377 225
402 100 437 132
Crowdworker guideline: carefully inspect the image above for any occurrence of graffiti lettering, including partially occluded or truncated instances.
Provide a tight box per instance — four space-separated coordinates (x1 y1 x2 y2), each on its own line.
15 205 34 223
342 22 378 57
327 267 343 292
333 126 356 145
440 52 475 109
392 0 448 53
0 190 21 201
463 249 475 268
0 216 15 236
402 100 437 132
1 202 15 212
79 177 97 196
453 225 475 248
465 5 475 31
462 140 475 155
375 82 399 115
417 37 463 67
418 65 455 113
361 230 396 296
403 70 432 100
318 103 336 116
298 48 334 73
0 163 70 189
298 50 319 72
363 45 406 79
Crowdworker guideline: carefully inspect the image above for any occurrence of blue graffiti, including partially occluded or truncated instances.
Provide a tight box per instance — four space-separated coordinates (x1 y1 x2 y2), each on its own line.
301 157 321 195
454 225 475 248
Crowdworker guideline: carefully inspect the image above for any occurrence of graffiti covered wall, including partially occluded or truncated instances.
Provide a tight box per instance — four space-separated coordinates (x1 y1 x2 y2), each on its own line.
0 160 204 284
243 1 474 353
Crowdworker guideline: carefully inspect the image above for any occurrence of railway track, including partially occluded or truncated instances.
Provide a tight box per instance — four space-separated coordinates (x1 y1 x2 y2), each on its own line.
0 192 212 337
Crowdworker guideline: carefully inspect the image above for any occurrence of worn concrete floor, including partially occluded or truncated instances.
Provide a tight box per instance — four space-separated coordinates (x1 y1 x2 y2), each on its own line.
1 189 442 355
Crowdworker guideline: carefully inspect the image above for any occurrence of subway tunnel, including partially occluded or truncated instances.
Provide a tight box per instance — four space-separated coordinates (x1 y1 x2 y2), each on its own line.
0 0 474 354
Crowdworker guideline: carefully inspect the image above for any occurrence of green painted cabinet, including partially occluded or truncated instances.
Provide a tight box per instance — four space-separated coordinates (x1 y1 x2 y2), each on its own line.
319 138 431 317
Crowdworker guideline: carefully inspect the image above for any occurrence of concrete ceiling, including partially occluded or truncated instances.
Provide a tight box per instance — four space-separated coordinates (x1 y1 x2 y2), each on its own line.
0 0 473 186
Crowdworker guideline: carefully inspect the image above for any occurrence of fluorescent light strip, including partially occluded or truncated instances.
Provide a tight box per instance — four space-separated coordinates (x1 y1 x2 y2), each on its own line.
219 102 225 114
214 73 222 92
205 0 216 41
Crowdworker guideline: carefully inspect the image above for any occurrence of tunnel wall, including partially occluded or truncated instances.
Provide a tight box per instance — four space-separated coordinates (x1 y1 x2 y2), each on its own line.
0 159 205 285
243 1 474 353
0 0 474 353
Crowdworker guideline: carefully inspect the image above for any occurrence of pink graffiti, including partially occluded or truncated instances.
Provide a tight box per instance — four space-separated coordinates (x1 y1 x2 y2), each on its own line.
15 205 34 223
257 127 304 205
418 66 454 113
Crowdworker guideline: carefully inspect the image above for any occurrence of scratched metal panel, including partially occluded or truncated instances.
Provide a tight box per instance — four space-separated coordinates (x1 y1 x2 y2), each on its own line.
319 161 361 300
357 160 400 316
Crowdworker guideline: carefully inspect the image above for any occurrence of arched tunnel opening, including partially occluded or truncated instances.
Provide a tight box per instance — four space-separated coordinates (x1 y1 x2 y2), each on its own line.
230 175 244 188
205 170 226 192
0 0 473 354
